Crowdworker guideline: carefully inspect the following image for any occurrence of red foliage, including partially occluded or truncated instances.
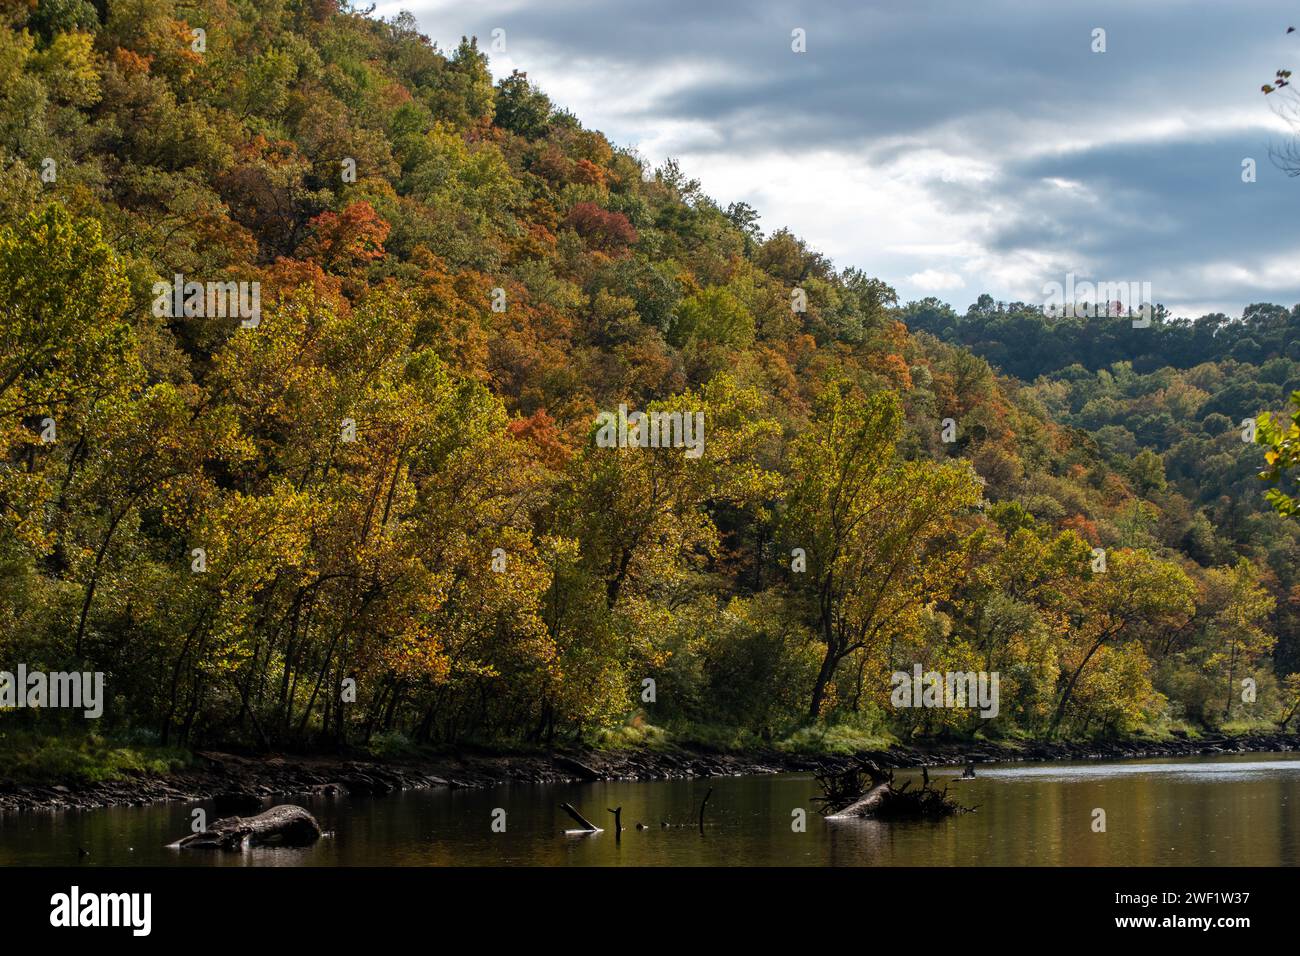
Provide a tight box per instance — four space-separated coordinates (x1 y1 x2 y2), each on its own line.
563 202 636 252
531 146 572 185
1062 514 1101 546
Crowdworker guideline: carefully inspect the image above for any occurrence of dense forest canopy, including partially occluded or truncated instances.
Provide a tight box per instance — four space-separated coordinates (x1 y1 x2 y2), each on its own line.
902 295 1300 381
2 0 1299 754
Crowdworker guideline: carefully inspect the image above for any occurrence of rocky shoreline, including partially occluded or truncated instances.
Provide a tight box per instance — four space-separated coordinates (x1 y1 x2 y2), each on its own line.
2 731 1297 814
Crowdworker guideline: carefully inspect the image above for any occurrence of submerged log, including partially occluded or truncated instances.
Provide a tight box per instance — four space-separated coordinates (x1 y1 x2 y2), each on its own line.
815 759 971 820
824 783 893 819
813 759 891 815
175 804 323 850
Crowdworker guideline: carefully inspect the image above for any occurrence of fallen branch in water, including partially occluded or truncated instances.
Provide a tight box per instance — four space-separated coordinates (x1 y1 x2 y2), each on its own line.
560 802 603 833
814 759 973 820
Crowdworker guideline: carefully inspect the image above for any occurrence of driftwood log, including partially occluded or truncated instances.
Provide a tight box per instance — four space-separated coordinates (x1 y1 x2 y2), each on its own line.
824 782 895 819
559 802 602 833
175 804 323 850
815 759 971 820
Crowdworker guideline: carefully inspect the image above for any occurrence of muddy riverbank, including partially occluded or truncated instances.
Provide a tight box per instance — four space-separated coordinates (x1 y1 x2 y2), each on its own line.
3 731 1297 813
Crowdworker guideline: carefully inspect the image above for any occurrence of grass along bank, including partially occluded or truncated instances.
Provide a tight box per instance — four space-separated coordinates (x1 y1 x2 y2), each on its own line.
0 731 190 786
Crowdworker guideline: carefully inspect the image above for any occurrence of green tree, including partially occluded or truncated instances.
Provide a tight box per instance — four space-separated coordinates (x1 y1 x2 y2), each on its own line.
668 286 754 348
1258 391 1300 517
784 386 982 720
1049 549 1196 737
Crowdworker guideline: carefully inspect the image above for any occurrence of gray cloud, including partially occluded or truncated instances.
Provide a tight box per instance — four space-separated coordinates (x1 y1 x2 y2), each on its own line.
381 0 1300 316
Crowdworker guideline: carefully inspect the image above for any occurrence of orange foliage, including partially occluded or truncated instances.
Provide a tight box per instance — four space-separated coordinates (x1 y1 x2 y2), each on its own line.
304 201 391 270
507 409 571 469
871 352 914 391
112 48 153 76
573 159 606 187
1062 514 1101 546
259 258 348 313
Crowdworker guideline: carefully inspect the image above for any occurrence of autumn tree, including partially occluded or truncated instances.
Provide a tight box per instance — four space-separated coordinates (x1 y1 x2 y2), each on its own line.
1048 549 1196 737
783 386 983 720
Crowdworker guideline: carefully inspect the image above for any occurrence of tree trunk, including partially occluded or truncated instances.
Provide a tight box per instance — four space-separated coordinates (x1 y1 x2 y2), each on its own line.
74 506 130 659
809 647 840 720
824 783 892 819
1048 637 1108 738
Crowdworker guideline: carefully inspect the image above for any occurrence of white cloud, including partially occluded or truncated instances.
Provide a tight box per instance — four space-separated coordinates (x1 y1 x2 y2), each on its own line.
907 269 966 291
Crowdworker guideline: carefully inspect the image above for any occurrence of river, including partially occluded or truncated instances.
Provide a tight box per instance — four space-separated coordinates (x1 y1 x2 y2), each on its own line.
3 753 1298 866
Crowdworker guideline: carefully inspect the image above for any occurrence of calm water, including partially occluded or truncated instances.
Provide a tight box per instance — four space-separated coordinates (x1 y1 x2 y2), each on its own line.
3 753 1299 866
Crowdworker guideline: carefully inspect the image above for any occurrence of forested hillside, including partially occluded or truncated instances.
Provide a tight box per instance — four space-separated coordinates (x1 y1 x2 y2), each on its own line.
903 299 1300 680
2 0 1297 755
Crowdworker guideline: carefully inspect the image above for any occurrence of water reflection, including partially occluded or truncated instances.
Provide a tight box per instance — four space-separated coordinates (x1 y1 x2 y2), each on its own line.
2 752 1297 867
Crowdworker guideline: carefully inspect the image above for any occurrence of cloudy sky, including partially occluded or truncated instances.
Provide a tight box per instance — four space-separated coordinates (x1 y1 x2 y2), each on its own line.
375 0 1300 318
